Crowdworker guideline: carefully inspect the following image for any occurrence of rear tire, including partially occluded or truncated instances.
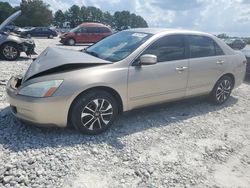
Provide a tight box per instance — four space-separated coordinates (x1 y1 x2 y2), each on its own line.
69 90 118 135
0 43 20 61
210 75 233 104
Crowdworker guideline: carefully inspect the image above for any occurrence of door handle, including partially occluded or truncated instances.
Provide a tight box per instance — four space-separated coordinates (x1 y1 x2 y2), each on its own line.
176 66 188 71
216 60 224 64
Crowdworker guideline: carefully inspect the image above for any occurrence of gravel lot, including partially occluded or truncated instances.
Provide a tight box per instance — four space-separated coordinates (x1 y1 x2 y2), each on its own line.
0 38 250 188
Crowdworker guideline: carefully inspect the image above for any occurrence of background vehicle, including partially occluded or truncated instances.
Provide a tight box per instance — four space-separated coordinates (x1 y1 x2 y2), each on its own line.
224 38 246 50
0 11 36 60
241 48 250 75
21 27 58 38
7 29 246 134
59 22 112 45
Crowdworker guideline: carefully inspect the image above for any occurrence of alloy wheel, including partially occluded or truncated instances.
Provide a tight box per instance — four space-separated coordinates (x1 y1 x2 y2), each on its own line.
215 79 231 103
81 99 113 130
3 45 18 60
68 39 75 45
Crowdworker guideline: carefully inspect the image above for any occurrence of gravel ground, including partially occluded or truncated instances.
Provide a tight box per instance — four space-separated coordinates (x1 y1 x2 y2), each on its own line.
0 38 250 188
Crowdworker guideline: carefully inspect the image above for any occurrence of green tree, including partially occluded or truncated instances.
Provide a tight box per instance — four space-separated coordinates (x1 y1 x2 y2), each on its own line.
103 11 114 27
113 11 148 31
54 10 65 28
0 2 14 23
16 0 53 27
65 5 81 28
52 4 148 30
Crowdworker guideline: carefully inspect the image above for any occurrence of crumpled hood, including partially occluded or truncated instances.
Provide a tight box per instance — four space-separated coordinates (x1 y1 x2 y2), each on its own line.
0 10 21 31
23 47 111 81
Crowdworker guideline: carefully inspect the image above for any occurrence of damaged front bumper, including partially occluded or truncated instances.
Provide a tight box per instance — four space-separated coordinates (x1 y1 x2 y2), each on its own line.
19 41 37 56
6 76 69 128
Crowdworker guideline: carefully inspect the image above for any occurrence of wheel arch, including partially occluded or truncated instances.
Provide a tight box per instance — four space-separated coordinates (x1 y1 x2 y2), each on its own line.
67 86 124 126
217 73 235 89
0 41 21 49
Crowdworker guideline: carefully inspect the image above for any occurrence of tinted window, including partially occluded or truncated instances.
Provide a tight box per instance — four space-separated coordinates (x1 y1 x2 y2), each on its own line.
35 28 42 32
142 35 186 62
87 27 99 33
188 36 216 58
99 27 110 33
78 27 87 33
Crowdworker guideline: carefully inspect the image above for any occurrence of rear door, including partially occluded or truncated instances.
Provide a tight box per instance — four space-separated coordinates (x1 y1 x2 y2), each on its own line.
98 27 111 40
86 27 100 43
186 35 228 96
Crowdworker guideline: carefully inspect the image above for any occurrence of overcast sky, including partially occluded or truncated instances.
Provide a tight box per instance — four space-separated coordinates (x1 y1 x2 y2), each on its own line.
5 0 250 36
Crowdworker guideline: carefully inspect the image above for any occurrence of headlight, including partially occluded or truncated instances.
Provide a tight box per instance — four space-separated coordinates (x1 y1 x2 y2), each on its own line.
18 80 63 97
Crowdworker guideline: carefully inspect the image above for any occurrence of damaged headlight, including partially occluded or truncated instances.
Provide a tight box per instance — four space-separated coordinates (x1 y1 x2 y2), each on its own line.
18 80 63 97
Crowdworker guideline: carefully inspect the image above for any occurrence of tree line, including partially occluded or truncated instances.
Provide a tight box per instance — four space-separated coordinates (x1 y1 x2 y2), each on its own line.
0 0 148 30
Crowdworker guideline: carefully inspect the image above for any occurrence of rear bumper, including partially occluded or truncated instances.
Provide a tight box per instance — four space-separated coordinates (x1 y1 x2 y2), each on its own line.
6 76 69 127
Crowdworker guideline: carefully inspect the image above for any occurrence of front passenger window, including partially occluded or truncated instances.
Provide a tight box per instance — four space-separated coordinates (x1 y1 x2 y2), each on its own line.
142 35 186 62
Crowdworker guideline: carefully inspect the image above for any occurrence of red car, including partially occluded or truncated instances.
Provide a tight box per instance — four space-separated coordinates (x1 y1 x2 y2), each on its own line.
59 22 112 45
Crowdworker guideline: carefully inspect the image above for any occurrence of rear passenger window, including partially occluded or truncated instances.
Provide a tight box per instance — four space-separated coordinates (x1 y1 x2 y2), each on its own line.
99 27 110 33
143 35 186 62
188 36 217 58
87 27 99 33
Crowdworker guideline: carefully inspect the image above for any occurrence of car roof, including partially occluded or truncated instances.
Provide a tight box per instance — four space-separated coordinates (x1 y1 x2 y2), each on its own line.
127 28 214 37
79 22 109 28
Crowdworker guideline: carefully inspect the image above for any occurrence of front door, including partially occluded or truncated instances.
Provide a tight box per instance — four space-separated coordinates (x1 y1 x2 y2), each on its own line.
75 27 88 43
128 35 189 109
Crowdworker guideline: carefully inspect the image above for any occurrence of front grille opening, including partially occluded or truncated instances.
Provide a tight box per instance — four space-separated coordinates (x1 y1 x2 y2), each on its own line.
10 105 17 114
15 78 22 88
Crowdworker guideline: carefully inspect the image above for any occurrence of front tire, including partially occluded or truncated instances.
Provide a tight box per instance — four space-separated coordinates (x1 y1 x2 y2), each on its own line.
69 90 118 135
210 75 233 104
0 43 20 61
67 38 75 46
48 34 53 39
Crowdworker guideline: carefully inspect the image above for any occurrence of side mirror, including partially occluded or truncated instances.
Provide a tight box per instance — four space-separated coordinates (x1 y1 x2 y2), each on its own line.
139 54 157 65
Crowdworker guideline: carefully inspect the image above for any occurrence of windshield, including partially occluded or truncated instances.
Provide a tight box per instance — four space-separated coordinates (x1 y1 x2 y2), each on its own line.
85 31 152 62
70 26 80 33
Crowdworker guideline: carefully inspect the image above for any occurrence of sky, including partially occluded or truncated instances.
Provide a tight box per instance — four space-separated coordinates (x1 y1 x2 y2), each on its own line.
4 0 250 36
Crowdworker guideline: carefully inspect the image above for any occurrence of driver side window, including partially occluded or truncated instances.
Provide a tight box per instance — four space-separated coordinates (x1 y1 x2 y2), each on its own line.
142 35 186 62
78 27 87 33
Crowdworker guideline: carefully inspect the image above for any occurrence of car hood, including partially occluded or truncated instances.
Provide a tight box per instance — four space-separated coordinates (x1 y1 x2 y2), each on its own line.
0 10 21 31
23 47 111 81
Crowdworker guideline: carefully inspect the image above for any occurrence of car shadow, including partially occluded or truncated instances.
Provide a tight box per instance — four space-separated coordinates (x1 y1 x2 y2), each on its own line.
0 56 31 61
0 96 238 152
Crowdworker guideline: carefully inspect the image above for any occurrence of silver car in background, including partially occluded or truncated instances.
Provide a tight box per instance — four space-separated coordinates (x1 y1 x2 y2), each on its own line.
0 11 36 60
6 28 246 134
